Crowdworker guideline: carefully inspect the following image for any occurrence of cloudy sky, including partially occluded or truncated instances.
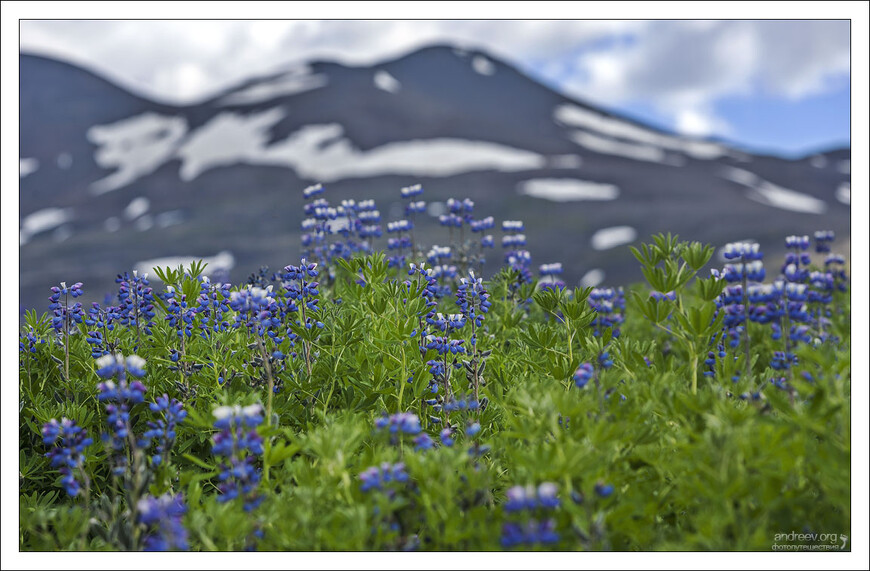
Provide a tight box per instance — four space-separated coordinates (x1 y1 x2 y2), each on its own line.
18 18 852 156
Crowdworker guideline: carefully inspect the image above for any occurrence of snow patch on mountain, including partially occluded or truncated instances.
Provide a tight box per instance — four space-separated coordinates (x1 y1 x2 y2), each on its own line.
135 250 236 277
20 158 39 178
580 268 605 288
591 226 637 251
570 131 667 164
720 167 827 214
374 70 401 93
124 197 150 220
89 113 187 194
472 56 496 75
518 178 619 202
176 108 286 181
836 182 850 205
174 108 545 181
263 124 546 181
20 207 73 245
555 104 729 160
220 68 328 105
809 155 827 168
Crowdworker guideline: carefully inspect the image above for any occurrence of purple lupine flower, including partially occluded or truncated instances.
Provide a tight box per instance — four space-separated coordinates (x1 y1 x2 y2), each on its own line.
143 395 186 466
42 418 93 497
359 462 410 497
137 493 189 551
212 404 265 512
374 412 422 436
573 363 594 389
594 482 615 498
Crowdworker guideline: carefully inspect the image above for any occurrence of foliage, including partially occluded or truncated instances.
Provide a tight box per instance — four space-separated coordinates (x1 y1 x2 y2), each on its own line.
18 188 851 552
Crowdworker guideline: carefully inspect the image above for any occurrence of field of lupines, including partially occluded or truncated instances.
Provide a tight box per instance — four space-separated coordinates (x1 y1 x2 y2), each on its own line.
18 183 851 552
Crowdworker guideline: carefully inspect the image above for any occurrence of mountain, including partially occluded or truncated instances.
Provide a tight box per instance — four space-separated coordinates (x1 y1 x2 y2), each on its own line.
19 46 851 312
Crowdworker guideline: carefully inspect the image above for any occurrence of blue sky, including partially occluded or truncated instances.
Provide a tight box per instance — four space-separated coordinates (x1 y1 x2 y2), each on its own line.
18 19 852 157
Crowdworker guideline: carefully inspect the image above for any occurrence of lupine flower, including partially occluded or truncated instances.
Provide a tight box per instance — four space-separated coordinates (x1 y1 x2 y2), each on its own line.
502 482 561 547
19 326 43 355
413 432 435 451
440 427 454 447
589 287 626 337
500 519 559 548
442 395 480 412
722 242 763 260
471 216 495 232
48 282 85 334
212 404 265 511
374 412 422 436
42 418 93 496
359 462 410 497
387 220 414 233
456 271 491 335
771 351 797 371
114 271 156 337
143 395 187 466
95 353 147 379
573 363 594 389
814 230 835 253
137 493 189 551
96 354 147 475
405 200 426 215
504 483 560 512
400 183 423 198
594 482 615 498
303 183 324 199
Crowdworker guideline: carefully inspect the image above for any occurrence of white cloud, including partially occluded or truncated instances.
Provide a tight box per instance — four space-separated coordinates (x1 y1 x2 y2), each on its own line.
563 20 849 136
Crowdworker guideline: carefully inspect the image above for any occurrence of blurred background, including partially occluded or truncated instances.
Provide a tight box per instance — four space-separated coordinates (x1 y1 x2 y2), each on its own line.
18 19 852 311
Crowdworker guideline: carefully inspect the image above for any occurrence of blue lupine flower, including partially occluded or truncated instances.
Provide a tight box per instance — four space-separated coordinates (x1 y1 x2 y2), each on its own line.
537 482 560 509
302 183 324 199
501 518 560 548
400 183 423 198
413 432 435 451
594 482 615 498
573 363 594 389
359 462 410 496
814 230 835 253
143 395 186 466
440 427 454 447
589 287 626 337
212 404 265 511
466 422 481 437
137 493 189 551
42 418 93 497
470 216 494 232
48 282 86 334
722 242 763 261
374 412 422 436
114 271 156 337
96 354 148 475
